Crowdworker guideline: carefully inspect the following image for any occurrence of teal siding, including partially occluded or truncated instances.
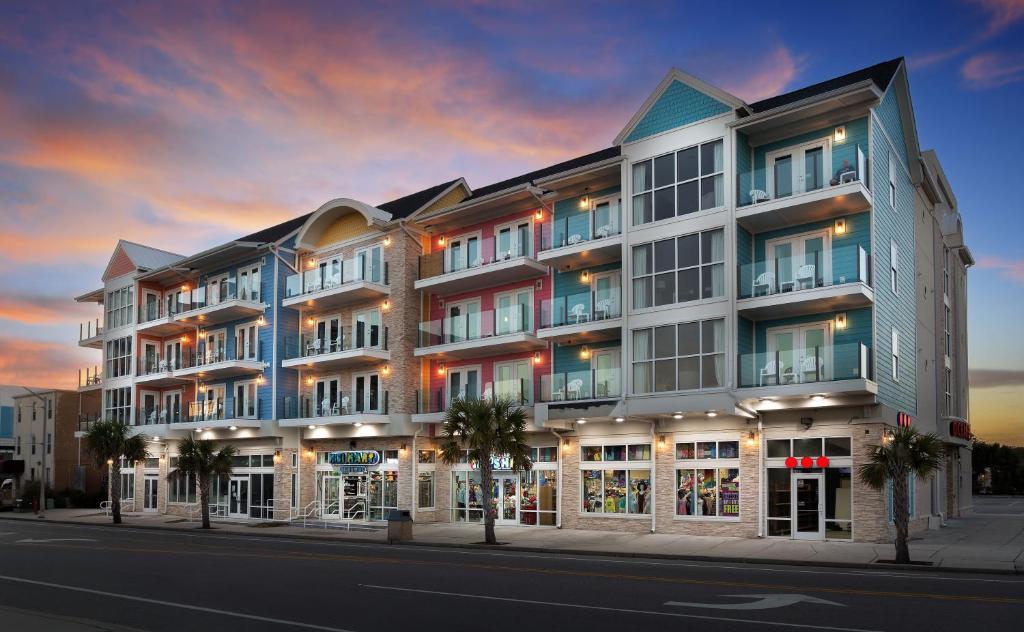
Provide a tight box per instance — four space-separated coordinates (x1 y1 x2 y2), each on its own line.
737 225 754 296
750 212 871 287
553 340 621 376
624 80 731 143
752 117 869 192
876 88 908 167
550 186 620 249
275 255 300 418
736 131 753 206
871 116 917 414
553 186 619 222
553 263 619 300
737 316 755 386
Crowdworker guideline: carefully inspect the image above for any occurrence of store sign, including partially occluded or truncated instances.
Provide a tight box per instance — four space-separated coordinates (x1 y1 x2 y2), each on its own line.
949 420 971 440
338 465 368 474
326 450 380 466
468 454 513 471
897 411 913 428
785 456 829 469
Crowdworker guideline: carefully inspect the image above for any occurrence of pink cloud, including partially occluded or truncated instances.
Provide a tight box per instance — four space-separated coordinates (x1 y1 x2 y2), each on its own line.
719 46 804 103
972 0 1024 36
977 255 1024 283
962 52 1024 88
911 0 1024 69
0 338 91 390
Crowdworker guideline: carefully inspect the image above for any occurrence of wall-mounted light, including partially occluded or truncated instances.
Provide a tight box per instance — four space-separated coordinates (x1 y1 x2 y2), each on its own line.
257 316 265 326
657 435 666 450
307 259 317 268
382 365 391 376
746 431 757 447
580 270 590 283
579 195 589 209
307 316 315 326
579 346 590 360
382 300 390 311
437 236 446 247
180 336 188 343
273 449 282 464
834 126 847 143
383 236 392 246
256 375 265 385
534 209 543 220
562 439 571 452
306 376 314 386
400 444 407 453
834 218 847 235
180 284 189 292
706 410 718 418
437 362 446 376
835 312 848 330
533 351 543 365
306 448 315 459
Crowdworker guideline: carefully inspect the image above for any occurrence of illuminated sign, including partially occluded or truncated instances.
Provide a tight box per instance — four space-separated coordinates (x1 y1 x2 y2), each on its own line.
468 454 514 471
949 420 971 440
326 451 380 466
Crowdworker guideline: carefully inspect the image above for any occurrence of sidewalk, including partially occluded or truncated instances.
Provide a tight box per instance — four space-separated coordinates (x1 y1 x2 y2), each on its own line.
4 497 1022 575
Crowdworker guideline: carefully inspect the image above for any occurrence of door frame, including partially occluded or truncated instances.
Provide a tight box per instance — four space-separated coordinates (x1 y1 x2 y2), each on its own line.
143 475 159 512
447 364 482 404
764 228 832 293
792 471 825 540
492 473 519 526
765 321 833 384
766 137 832 199
228 476 250 519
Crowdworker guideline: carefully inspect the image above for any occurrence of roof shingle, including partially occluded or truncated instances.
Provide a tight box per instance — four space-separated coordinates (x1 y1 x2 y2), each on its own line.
746 57 903 114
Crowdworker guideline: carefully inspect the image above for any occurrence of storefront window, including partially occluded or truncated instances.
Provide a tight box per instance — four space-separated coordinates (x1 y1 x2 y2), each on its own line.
675 442 695 459
793 438 820 457
417 471 434 508
766 467 791 536
520 470 557 525
369 471 398 520
532 446 558 462
582 446 603 461
675 438 741 518
417 450 435 464
824 437 852 457
719 468 740 517
452 471 483 523
766 439 790 458
628 444 651 461
696 441 716 459
825 467 852 539
603 445 626 461
582 469 650 515
383 450 399 465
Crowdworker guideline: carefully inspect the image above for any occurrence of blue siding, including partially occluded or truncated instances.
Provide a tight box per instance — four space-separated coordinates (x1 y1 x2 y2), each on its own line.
553 186 619 222
871 114 917 414
737 316 755 386
752 117 869 192
624 80 731 143
736 224 754 295
273 254 300 419
736 131 753 206
876 87 908 167
750 212 871 286
553 262 619 300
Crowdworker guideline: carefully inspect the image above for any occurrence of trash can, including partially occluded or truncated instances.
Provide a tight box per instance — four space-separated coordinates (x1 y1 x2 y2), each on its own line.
386 510 413 543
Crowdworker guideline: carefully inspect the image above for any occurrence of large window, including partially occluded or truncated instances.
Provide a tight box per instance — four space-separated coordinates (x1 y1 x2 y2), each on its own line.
945 368 953 416
675 439 740 518
417 471 435 509
105 286 134 329
891 328 900 382
889 239 899 294
105 336 133 378
631 139 724 226
580 443 651 515
944 305 952 358
632 228 724 308
632 318 725 394
104 387 132 424
167 461 197 504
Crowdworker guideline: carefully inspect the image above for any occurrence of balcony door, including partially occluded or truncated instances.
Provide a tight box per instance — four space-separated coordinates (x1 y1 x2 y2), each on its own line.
446 300 480 343
495 289 532 335
591 195 621 237
356 244 383 283
591 349 620 399
198 385 226 421
315 316 342 353
208 274 230 305
494 360 530 403
315 377 341 416
235 381 257 419
765 230 830 293
143 343 158 374
202 331 227 364
353 372 380 413
164 340 182 370
235 323 258 360
448 366 480 404
767 138 830 199
164 391 181 424
447 233 481 272
353 309 381 349
766 322 832 384
143 292 159 321
238 265 260 301
592 271 620 319
495 220 531 260
140 391 158 425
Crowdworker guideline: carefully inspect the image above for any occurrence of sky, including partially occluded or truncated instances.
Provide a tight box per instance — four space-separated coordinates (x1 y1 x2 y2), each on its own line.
0 0 1021 444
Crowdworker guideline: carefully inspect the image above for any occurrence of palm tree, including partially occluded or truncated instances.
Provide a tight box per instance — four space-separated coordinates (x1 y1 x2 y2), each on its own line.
84 420 148 524
439 397 532 545
172 436 237 529
858 426 944 564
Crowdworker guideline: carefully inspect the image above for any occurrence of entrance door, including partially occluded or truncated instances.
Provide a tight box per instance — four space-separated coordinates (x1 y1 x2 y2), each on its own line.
164 391 181 424
319 473 340 518
495 289 531 335
229 477 249 518
768 139 830 200
342 474 368 519
793 473 824 540
766 322 832 384
143 476 159 512
491 474 518 525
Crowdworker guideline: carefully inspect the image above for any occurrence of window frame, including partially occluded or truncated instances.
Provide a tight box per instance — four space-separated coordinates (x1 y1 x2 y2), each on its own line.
889 239 899 295
631 318 726 394
631 228 726 310
630 138 725 227
891 328 900 382
579 441 653 518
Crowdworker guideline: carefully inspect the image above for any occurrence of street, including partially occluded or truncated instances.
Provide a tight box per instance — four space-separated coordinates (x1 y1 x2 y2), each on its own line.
0 520 1022 631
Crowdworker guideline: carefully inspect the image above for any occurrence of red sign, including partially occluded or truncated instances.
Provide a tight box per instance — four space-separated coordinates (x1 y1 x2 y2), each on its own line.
898 412 913 428
816 456 830 468
785 456 797 468
949 420 971 440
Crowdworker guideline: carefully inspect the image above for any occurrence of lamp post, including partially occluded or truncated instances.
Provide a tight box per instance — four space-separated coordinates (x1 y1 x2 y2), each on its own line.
22 388 48 519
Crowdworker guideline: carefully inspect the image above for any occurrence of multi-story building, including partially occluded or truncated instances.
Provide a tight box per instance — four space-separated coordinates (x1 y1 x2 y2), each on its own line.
74 57 970 542
10 388 101 494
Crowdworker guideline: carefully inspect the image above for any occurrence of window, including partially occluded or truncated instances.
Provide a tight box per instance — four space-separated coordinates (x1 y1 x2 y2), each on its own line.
238 265 261 302
234 380 257 419
632 228 725 308
235 322 259 361
104 387 132 424
631 139 724 226
944 306 952 358
943 247 950 298
888 155 896 207
46 433 51 454
105 336 133 378
417 471 435 508
417 450 435 464
580 443 651 515
168 469 197 504
632 318 725 394
945 368 953 416
891 328 900 382
120 470 135 501
46 399 52 419
889 240 899 294
105 285 134 330
531 446 558 462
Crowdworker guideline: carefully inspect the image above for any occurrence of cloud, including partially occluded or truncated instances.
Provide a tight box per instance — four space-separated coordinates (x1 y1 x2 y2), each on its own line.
0 293 94 325
976 255 1024 283
973 0 1024 36
961 52 1024 88
0 338 89 390
971 368 1024 388
719 46 804 103
910 0 1024 70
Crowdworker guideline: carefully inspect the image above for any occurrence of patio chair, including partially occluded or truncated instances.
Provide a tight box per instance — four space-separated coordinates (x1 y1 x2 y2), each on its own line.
482 385 493 400
306 338 322 356
340 396 350 415
759 360 784 386
595 298 613 320
749 189 770 204
839 170 857 184
569 303 587 324
799 355 822 382
753 272 775 297
567 379 584 400
595 225 612 239
567 234 583 245
795 264 816 289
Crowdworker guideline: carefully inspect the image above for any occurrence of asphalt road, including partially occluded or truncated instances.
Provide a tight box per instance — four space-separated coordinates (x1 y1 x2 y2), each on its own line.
0 520 1022 632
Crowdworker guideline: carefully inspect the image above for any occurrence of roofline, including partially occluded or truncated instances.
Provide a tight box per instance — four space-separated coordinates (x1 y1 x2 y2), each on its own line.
614 68 747 146
74 288 104 303
405 178 471 223
728 80 883 129
118 239 185 260
136 240 267 281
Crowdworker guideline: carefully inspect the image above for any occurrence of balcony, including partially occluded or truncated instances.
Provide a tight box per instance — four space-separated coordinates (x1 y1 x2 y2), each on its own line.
170 400 262 430
537 368 622 404
137 302 192 336
413 380 532 423
135 354 190 388
77 414 102 435
283 259 389 311
136 405 185 427
737 147 870 232
77 367 102 391
174 347 265 380
175 284 265 327
737 244 873 319
416 236 548 294
736 342 876 400
281 327 389 371
538 288 622 344
280 394 389 427
78 319 103 348
415 306 545 360
537 207 622 269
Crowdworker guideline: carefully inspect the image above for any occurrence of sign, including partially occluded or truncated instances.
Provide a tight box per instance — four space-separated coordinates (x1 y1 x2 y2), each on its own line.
468 454 514 471
337 465 367 474
326 450 380 466
949 420 971 440
897 411 913 428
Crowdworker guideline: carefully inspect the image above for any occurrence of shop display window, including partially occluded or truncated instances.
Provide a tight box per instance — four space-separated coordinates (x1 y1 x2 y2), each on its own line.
417 471 434 508
581 469 650 515
532 446 558 462
417 450 435 464
766 467 792 536
825 467 852 539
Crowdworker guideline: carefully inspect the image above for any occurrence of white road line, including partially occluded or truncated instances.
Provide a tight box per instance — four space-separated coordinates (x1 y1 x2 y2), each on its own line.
0 574 355 632
358 584 882 632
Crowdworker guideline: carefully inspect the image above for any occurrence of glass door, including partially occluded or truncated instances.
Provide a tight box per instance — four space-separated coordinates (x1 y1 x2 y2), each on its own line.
342 473 367 519
236 323 258 360
141 392 158 425
793 473 824 540
448 238 464 273
203 331 226 364
592 349 620 398
592 271 620 319
592 196 620 237
353 309 381 349
316 317 342 353
164 392 181 424
447 300 480 342
164 340 181 370
315 378 340 416
353 373 380 413
229 477 249 518
767 231 829 293
448 367 479 404
234 381 256 419
495 289 531 335
494 360 530 403
143 476 159 512
768 140 829 199
319 472 340 518
356 245 383 283
491 474 518 525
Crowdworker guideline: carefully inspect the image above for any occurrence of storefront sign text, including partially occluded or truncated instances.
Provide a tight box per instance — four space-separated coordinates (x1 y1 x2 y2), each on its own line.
326 450 380 466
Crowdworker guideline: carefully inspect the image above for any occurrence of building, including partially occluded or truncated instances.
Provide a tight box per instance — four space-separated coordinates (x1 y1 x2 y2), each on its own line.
74 57 970 542
0 386 19 461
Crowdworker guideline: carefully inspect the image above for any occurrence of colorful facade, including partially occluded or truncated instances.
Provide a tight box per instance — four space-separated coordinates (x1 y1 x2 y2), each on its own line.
73 57 972 541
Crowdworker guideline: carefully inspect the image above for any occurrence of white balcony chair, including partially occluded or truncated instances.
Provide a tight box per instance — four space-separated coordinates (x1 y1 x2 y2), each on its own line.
159 409 168 424
158 359 168 372
471 256 484 267
749 189 770 204
482 385 493 401
753 272 775 297
569 303 587 324
839 170 857 184
147 410 157 425
595 225 611 239
595 298 613 320
306 338 322 356
456 389 466 402
340 396 350 415
566 234 583 245
567 379 584 400
759 360 787 386
800 355 822 382
795 264 816 289
320 398 331 417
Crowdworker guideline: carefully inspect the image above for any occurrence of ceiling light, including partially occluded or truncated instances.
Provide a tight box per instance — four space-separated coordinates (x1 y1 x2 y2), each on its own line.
614 417 625 423
354 422 363 427
672 412 683 420
706 411 718 418
577 418 587 424
811 395 825 402
308 425 317 430
229 426 237 431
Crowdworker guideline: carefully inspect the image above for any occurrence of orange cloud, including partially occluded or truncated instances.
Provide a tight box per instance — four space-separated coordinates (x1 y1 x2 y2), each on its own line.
0 338 90 390
720 46 804 103
0 293 94 325
976 255 1024 282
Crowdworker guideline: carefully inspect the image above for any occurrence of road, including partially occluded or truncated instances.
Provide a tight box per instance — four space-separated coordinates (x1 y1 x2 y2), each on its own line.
0 520 1022 631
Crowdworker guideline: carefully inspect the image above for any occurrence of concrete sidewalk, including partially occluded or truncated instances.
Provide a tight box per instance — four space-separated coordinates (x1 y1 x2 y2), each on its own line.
4 496 1022 574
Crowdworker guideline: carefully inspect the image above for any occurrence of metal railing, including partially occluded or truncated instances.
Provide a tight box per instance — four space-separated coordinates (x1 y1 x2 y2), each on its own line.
417 304 531 348
737 342 873 388
78 367 102 388
540 288 621 328
537 368 623 403
741 145 868 207
79 318 103 340
539 206 621 251
283 326 388 360
418 235 532 281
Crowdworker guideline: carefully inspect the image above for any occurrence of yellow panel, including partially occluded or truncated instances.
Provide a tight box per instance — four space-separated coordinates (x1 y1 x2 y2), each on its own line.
421 184 468 215
315 213 374 248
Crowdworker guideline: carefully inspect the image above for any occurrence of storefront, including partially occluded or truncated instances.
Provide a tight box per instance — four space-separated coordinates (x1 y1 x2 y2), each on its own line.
206 452 277 519
763 436 853 540
674 435 741 520
579 437 652 517
451 446 558 526
315 449 399 521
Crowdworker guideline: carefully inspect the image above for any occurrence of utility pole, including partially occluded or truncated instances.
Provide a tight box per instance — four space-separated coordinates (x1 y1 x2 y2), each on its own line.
22 387 48 519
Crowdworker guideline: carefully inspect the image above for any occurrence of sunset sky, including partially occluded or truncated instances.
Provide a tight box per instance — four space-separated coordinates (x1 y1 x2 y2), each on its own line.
0 1 1021 444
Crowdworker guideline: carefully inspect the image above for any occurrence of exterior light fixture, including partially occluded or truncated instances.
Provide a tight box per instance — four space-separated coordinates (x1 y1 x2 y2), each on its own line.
579 346 590 360
306 376 314 386
746 431 756 447
196 428 204 433
382 365 391 376
614 417 625 423
657 435 666 450
581 270 590 283
672 411 683 420
576 418 587 424
107 459 114 466
382 300 390 310
229 426 238 431
438 236 446 247
579 195 589 209
307 259 316 268
383 236 392 246
706 410 718 417
834 218 847 235
152 436 161 442
534 209 543 220
257 316 265 326
354 422 363 427
811 394 825 402
273 450 282 464
835 313 847 330
308 425 316 430
533 351 542 364
181 284 189 292
437 362 446 375
834 126 846 143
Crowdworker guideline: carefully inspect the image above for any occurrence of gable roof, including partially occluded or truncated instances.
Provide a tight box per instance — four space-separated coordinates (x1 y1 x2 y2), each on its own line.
465 146 621 201
119 240 184 269
746 57 902 114
377 178 464 218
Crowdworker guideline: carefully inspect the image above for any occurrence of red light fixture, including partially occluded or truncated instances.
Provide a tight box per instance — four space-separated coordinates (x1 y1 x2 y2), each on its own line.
800 456 813 468
785 456 797 468
816 456 830 468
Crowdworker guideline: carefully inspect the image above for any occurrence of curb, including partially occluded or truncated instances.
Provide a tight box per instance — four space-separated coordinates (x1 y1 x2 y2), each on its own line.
3 514 1018 576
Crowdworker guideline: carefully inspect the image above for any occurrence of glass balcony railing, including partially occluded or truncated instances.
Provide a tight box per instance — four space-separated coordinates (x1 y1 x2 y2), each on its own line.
79 319 103 340
285 259 388 299
537 368 622 402
539 207 621 252
283 326 388 360
540 288 621 328
283 393 388 419
740 145 867 207
737 342 873 388
78 414 102 433
188 400 226 423
78 367 102 388
738 244 871 299
137 405 185 425
418 305 532 347
415 379 531 414
418 235 532 281
175 344 259 370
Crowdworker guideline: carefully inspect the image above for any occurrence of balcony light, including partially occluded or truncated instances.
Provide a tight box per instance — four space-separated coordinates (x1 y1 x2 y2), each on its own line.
384 236 392 246
834 218 847 235
354 422 363 427
614 417 625 423
834 126 846 143
811 394 825 402
576 418 587 424
672 412 683 420
308 425 316 430
229 426 238 431
534 209 543 220
706 410 718 418
835 313 848 330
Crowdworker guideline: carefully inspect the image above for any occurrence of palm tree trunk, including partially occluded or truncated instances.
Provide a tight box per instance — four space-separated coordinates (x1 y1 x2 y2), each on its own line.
893 474 910 564
111 463 122 525
200 475 211 529
480 457 496 545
